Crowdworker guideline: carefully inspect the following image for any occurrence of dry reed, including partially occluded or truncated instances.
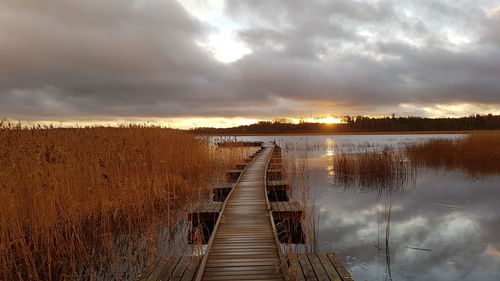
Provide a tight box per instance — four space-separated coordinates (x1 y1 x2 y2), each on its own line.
332 147 416 193
405 133 500 176
0 124 248 281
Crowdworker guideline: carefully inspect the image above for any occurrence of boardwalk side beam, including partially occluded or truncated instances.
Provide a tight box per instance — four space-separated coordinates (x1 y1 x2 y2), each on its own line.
265 146 290 278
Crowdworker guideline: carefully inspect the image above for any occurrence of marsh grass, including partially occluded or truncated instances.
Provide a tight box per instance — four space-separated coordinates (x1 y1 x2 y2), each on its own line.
405 133 500 177
0 124 249 281
332 147 417 194
279 142 318 276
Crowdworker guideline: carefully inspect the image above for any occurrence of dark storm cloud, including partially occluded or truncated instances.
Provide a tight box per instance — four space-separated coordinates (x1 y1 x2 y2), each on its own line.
1 0 500 121
226 0 500 109
0 0 244 118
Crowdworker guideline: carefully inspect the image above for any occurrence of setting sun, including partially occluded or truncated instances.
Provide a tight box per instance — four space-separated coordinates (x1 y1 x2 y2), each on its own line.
313 116 343 124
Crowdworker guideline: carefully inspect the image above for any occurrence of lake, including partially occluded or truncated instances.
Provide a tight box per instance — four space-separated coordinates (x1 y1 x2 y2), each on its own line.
230 134 500 281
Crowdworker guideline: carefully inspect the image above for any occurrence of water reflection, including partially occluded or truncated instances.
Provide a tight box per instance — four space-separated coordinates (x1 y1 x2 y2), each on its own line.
325 138 336 156
310 155 500 281
232 134 500 281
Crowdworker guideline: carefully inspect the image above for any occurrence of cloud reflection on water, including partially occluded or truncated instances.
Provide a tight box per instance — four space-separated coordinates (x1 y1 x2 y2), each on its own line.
233 134 499 280
309 156 500 281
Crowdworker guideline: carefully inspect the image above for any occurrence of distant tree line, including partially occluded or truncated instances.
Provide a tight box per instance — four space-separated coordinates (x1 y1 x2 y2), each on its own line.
190 114 500 134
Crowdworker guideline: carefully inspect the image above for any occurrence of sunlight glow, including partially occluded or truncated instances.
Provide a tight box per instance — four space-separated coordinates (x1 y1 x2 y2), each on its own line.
485 6 500 18
324 138 336 156
197 36 252 63
399 103 500 117
485 244 500 257
296 116 343 124
179 0 252 63
13 117 260 129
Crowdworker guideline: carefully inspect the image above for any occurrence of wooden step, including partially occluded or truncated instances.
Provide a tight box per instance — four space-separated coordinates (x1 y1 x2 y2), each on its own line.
266 180 289 191
270 201 303 219
267 169 284 180
188 203 223 221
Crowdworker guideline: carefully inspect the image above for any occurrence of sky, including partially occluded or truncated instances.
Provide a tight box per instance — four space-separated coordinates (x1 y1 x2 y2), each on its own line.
1 0 500 128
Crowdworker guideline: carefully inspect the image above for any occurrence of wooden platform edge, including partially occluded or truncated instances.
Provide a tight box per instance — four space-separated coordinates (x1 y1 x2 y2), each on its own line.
265 145 290 279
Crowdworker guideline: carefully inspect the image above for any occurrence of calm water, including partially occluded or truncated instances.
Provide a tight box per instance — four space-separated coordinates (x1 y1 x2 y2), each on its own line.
229 134 500 281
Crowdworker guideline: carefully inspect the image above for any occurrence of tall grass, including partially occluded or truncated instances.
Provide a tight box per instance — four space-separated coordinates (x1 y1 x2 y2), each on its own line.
405 133 500 176
0 124 247 280
332 147 416 194
281 142 318 255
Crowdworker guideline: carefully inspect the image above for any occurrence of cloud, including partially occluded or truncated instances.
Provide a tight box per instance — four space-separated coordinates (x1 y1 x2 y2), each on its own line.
0 0 236 119
227 0 500 110
0 0 500 122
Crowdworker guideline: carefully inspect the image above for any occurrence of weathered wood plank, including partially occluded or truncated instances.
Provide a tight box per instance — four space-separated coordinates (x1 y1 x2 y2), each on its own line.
196 144 287 281
317 254 342 281
180 257 200 281
156 256 181 281
148 258 170 281
271 201 303 214
202 274 284 280
169 256 190 281
266 180 289 191
298 254 317 281
307 254 329 281
289 256 306 281
327 254 353 281
135 258 163 281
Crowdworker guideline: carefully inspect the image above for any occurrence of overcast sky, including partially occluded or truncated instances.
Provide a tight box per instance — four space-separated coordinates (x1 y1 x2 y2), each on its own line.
1 0 500 127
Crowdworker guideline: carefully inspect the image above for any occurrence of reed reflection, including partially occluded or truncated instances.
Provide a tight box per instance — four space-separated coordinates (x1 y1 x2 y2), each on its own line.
234 134 499 281
405 134 500 178
330 150 417 196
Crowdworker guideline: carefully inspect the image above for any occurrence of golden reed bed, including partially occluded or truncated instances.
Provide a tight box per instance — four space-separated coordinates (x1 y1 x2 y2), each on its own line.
331 133 500 191
0 124 252 280
405 133 500 176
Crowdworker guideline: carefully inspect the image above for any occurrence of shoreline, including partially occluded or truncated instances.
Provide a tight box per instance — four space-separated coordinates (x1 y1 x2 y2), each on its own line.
195 130 500 136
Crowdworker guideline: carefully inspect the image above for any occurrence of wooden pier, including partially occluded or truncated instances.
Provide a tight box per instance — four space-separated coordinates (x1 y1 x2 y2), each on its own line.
195 143 285 280
136 142 353 281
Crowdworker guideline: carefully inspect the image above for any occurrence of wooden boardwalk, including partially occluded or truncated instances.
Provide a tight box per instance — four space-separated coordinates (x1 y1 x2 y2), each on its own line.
195 143 285 281
136 142 354 281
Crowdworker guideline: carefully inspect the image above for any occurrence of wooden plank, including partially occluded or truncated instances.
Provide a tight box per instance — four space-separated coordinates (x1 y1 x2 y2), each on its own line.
307 254 329 281
170 256 191 281
298 254 317 281
147 258 169 281
204 270 280 276
289 256 306 281
202 275 284 280
280 202 286 212
195 144 286 281
180 257 200 281
207 259 280 268
270 202 278 212
204 265 278 272
327 254 353 281
135 258 162 281
158 257 181 281
317 254 342 281
272 202 279 212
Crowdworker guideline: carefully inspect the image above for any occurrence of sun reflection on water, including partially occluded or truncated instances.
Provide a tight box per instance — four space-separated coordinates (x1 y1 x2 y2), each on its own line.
324 138 336 156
